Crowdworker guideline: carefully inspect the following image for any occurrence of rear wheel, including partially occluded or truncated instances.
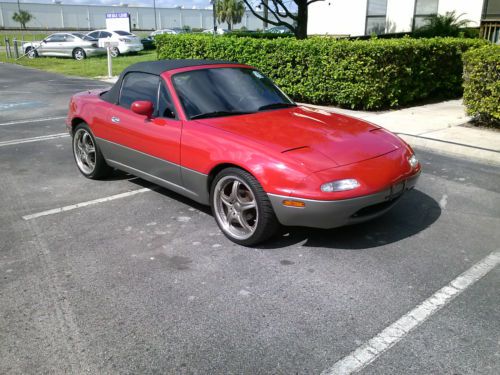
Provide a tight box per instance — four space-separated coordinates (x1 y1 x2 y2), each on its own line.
110 47 120 57
73 48 86 60
72 123 111 179
210 168 279 246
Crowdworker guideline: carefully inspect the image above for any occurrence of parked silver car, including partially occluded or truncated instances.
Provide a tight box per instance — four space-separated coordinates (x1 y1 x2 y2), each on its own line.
23 33 106 60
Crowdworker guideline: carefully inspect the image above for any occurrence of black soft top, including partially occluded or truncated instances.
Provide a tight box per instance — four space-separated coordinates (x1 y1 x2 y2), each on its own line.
101 59 238 104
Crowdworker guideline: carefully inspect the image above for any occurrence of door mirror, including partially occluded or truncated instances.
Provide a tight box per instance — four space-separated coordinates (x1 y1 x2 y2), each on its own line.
131 100 154 119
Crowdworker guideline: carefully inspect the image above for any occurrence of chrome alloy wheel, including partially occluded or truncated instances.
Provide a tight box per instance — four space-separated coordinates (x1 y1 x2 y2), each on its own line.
74 49 85 60
213 176 258 240
73 128 96 174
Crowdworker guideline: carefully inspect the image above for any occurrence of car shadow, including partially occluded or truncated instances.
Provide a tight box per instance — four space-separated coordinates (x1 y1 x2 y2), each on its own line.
128 177 440 250
258 189 441 250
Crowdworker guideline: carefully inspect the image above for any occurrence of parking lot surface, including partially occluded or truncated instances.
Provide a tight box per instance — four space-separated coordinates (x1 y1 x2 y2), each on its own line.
1 63 499 374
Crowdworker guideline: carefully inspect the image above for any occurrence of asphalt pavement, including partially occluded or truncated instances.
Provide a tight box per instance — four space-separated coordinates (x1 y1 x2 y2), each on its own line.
1 63 499 374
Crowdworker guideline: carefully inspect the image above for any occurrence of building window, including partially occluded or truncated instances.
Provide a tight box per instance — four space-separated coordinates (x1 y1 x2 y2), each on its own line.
366 0 388 35
413 0 439 30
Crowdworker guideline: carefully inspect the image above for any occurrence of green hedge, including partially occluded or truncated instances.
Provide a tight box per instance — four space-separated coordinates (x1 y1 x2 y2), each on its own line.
463 44 500 125
156 34 486 110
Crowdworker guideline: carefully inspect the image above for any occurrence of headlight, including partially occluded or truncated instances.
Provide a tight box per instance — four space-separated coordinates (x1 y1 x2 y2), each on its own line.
408 154 418 169
321 179 360 192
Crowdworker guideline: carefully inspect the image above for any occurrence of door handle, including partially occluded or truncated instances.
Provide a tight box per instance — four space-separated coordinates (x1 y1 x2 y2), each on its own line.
111 116 120 123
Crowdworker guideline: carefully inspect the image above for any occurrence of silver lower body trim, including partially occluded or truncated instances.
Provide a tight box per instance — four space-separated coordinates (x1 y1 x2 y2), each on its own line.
268 172 420 229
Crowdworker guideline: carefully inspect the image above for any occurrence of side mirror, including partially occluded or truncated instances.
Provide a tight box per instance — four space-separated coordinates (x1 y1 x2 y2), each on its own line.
131 100 154 119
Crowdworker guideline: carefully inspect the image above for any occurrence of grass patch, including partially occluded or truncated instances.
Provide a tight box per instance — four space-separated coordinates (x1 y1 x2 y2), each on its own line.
0 50 157 78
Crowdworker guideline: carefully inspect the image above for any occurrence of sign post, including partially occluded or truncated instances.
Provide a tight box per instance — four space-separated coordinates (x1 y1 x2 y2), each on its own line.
98 39 119 78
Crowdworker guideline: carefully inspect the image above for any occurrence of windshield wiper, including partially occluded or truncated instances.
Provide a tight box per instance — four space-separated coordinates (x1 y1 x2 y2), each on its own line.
190 110 253 120
258 102 296 111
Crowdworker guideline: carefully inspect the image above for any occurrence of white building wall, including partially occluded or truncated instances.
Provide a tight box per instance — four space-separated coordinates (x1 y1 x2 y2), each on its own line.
438 0 482 27
309 0 485 36
308 0 368 36
0 2 276 31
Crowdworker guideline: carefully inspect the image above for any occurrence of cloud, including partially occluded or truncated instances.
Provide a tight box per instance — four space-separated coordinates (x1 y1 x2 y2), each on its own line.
10 0 212 8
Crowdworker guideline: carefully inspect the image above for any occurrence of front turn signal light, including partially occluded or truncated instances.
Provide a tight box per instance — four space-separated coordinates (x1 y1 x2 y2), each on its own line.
282 200 305 208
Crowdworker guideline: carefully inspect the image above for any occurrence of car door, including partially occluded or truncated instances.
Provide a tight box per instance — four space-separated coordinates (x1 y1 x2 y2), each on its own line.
98 72 182 186
41 34 65 56
61 34 77 57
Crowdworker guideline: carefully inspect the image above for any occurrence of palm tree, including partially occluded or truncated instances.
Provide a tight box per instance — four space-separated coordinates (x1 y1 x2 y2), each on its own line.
415 11 471 38
12 9 32 29
215 0 245 31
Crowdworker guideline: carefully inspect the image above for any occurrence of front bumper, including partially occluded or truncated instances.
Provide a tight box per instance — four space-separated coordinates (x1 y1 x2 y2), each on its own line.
268 172 420 229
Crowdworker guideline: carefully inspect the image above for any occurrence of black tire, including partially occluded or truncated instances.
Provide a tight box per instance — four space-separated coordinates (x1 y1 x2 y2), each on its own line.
110 47 120 57
72 123 111 179
73 48 86 60
25 47 38 58
210 167 279 246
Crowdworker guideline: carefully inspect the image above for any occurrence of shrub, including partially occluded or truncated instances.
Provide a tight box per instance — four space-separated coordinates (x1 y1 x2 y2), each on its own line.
156 34 486 109
463 44 500 126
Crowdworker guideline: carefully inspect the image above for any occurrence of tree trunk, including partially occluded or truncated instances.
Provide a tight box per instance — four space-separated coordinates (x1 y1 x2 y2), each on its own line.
295 0 308 39
228 22 232 31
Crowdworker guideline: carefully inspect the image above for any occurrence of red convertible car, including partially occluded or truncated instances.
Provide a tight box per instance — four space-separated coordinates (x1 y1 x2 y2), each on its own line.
67 60 421 245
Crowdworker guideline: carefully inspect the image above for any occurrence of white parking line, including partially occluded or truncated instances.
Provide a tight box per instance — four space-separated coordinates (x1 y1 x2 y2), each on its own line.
22 188 152 220
321 251 500 375
0 116 66 127
0 133 69 147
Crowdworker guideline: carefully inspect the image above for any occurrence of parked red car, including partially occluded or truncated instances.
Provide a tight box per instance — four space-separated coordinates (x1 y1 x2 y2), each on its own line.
67 60 421 245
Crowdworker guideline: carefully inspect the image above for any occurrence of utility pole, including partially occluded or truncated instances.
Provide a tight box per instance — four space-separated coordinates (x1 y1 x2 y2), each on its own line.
153 0 157 30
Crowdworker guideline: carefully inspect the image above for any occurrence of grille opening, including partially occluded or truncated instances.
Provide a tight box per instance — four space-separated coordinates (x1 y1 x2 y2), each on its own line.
351 196 402 218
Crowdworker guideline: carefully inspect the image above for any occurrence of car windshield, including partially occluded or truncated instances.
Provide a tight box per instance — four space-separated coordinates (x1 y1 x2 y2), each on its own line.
172 68 295 120
114 30 133 36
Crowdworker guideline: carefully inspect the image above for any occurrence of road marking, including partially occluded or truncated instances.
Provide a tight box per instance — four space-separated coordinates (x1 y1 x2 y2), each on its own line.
0 133 69 147
321 251 500 375
0 116 66 126
22 188 152 220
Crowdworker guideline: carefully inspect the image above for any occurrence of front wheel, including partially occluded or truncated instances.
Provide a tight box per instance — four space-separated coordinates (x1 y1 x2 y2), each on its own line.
210 168 279 246
26 47 38 59
72 123 111 179
73 48 86 60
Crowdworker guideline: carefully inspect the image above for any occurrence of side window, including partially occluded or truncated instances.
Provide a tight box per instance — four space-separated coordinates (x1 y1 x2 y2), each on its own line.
88 31 100 39
101 31 113 38
45 34 64 43
64 35 75 42
158 82 176 119
119 72 159 111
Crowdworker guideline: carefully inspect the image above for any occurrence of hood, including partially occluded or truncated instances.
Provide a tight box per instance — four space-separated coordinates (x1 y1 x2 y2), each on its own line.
195 106 401 170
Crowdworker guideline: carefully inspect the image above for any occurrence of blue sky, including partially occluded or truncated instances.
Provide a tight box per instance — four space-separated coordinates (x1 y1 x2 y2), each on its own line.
4 0 214 9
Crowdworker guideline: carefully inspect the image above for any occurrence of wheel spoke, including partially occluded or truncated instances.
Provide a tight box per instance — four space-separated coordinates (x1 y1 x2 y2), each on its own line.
229 180 240 201
236 212 252 232
240 200 256 211
220 193 232 207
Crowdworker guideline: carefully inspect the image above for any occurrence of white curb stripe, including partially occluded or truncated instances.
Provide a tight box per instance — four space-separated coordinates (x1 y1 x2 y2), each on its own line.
0 116 66 126
0 133 69 147
22 188 152 220
321 251 500 375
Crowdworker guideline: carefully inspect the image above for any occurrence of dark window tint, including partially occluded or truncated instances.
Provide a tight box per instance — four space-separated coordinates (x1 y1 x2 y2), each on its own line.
119 73 159 110
172 68 293 119
87 31 100 39
64 35 76 42
114 30 133 36
45 34 65 43
158 83 176 119
100 31 113 38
